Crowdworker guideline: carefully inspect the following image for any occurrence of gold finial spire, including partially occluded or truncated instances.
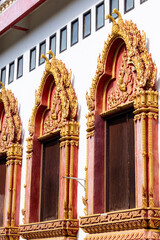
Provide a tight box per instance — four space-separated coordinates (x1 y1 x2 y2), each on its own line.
47 50 55 60
106 13 119 34
112 8 124 26
41 54 51 72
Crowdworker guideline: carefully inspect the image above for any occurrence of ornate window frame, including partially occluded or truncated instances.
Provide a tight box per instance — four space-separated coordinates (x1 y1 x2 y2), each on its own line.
80 9 159 238
19 52 79 239
0 83 22 240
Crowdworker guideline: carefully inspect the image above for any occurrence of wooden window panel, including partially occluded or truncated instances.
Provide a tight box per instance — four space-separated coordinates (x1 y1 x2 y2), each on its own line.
40 138 60 221
106 110 135 212
0 157 6 226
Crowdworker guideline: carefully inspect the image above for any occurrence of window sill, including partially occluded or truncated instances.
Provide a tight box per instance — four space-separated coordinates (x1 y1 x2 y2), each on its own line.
80 208 160 234
19 219 79 239
0 226 19 239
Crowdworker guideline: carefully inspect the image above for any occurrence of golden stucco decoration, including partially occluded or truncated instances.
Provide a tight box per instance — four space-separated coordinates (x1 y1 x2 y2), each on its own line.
28 51 78 136
0 82 22 153
86 9 157 112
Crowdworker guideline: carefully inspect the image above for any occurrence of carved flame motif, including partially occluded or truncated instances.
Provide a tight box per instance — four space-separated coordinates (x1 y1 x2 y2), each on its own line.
86 9 157 112
0 85 22 152
28 52 78 136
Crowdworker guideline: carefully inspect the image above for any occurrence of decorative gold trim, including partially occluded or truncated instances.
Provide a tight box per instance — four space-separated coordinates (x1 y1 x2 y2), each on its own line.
24 54 79 228
28 52 78 138
0 85 22 153
83 136 88 215
0 226 19 240
86 10 157 113
69 141 74 219
80 208 160 234
141 113 147 207
7 160 13 227
64 140 69 219
86 112 95 132
148 112 154 207
19 219 79 239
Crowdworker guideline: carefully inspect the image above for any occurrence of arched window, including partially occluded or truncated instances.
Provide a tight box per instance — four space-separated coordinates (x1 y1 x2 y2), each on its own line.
81 10 159 238
20 53 79 239
0 84 22 239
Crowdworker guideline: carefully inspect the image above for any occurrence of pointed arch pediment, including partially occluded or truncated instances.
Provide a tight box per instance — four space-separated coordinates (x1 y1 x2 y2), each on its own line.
0 84 22 153
28 53 78 138
86 9 157 114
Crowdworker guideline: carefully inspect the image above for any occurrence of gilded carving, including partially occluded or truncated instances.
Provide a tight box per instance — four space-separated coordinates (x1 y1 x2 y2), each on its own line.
28 52 78 138
86 9 157 113
0 84 22 240
0 85 22 153
19 219 79 239
80 208 160 234
23 54 79 237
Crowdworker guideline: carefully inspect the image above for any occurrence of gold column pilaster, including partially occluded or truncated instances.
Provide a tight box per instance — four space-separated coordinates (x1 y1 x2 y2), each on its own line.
148 112 154 207
63 140 69 220
6 160 14 227
141 112 147 207
69 141 74 219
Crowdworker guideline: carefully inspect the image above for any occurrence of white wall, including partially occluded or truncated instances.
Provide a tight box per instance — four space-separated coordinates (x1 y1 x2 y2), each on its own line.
0 0 160 239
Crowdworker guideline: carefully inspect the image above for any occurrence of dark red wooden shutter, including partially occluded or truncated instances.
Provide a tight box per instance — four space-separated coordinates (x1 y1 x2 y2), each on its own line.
40 137 60 221
0 157 6 226
106 110 135 212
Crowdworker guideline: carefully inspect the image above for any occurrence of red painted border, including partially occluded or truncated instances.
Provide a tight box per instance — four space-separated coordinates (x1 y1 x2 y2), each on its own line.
0 0 47 35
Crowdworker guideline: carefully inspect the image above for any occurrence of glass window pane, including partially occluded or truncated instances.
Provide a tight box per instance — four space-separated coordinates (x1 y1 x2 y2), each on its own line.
8 62 14 84
17 56 23 78
1 67 6 87
83 11 91 38
39 41 46 65
71 19 78 46
110 0 119 18
96 3 104 30
30 47 36 71
60 27 67 52
49 34 56 58
125 0 134 12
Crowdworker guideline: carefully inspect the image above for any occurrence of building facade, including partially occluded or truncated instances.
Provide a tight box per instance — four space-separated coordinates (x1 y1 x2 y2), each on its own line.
0 0 160 240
